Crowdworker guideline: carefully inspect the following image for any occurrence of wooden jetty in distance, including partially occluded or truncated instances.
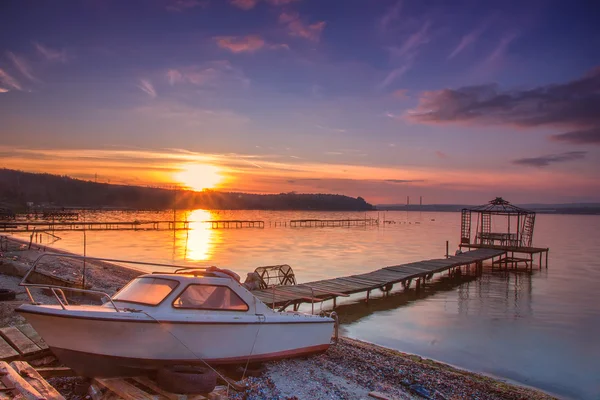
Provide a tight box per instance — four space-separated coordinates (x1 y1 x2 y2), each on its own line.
290 218 378 228
0 220 190 233
205 220 264 229
251 248 506 310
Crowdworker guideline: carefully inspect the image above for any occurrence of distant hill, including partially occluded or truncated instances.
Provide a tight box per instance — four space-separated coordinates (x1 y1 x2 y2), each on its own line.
377 203 600 215
0 169 374 212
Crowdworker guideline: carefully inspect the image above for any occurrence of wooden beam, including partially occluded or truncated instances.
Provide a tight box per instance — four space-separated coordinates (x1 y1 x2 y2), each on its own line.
10 361 65 400
0 361 44 400
94 378 163 400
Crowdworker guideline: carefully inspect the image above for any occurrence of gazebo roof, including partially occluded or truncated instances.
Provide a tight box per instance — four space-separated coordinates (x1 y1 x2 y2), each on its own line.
465 197 534 215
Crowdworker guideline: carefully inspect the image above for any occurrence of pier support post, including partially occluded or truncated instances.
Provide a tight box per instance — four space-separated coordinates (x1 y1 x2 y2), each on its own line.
415 278 421 292
366 290 371 303
333 297 337 308
545 251 548 269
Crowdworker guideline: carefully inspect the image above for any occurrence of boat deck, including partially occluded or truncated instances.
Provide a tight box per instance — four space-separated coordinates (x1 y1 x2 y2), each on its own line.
252 248 506 309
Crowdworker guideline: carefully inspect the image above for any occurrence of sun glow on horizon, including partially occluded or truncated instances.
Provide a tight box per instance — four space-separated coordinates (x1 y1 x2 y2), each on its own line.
175 164 223 191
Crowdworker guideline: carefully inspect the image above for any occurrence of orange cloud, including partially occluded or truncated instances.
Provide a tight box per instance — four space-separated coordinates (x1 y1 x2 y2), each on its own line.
215 35 266 53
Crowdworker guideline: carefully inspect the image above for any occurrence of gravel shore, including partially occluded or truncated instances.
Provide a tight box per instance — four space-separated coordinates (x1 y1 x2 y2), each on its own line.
0 236 556 400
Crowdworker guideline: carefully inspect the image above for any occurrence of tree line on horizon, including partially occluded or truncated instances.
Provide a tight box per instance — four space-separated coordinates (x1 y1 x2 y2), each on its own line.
0 169 374 212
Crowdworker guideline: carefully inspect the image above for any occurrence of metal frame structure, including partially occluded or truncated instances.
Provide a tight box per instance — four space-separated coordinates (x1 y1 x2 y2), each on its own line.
460 197 536 248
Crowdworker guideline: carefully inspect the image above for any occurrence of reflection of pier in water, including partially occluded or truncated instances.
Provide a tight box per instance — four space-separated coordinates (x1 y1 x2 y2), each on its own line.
332 271 479 326
333 266 537 326
456 266 534 319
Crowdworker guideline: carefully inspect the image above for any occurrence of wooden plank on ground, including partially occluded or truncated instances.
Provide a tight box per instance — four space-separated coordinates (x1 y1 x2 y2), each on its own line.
0 361 44 400
0 327 42 356
94 378 164 400
10 361 65 400
132 377 187 400
17 325 48 350
0 335 19 361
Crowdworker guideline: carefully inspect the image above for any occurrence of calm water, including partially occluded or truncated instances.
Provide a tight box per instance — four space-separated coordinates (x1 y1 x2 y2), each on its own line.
14 210 600 399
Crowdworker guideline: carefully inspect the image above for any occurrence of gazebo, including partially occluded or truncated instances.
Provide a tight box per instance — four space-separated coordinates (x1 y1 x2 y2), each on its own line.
460 197 536 249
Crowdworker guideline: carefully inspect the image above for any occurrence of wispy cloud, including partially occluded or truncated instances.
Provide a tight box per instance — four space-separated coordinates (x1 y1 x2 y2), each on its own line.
230 0 298 10
486 31 519 64
137 79 157 98
379 65 411 89
407 66 600 145
33 42 68 63
513 151 586 167
279 12 326 42
265 0 299 4
448 25 486 60
435 151 447 159
551 128 600 145
0 88 9 93
7 52 37 82
379 21 430 89
385 179 425 183
390 21 430 59
380 1 402 32
166 61 250 88
214 35 266 53
0 68 22 91
316 125 346 133
230 0 258 10
165 0 208 12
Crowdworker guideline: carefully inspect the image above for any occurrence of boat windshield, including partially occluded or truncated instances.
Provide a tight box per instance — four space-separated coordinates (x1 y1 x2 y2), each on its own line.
112 277 178 306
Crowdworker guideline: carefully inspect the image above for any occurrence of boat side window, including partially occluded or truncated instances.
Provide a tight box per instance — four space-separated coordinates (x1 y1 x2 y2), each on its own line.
173 285 249 311
112 277 178 306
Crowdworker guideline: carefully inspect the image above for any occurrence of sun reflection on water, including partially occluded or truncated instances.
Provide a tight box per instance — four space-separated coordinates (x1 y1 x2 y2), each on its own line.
180 209 219 261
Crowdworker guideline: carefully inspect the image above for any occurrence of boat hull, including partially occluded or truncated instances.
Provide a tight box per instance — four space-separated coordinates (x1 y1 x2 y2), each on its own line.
18 308 333 377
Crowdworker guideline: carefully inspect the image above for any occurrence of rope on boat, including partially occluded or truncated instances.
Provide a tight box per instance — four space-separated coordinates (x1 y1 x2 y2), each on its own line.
241 315 264 380
139 311 235 395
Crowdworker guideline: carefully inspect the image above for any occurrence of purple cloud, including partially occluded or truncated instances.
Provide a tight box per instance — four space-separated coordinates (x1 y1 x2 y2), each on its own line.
407 66 600 144
512 151 586 167
448 25 486 60
7 52 37 82
34 42 68 63
0 68 22 91
551 128 600 144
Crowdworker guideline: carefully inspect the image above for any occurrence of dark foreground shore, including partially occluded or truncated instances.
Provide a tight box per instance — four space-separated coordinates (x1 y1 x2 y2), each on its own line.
0 237 556 400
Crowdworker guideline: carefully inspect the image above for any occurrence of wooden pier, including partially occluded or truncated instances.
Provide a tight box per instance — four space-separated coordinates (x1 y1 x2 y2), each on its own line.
460 243 549 270
290 218 378 228
251 248 506 310
205 220 264 229
0 220 190 233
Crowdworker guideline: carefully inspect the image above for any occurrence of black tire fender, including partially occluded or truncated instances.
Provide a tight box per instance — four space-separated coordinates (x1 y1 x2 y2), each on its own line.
157 365 217 394
0 289 16 301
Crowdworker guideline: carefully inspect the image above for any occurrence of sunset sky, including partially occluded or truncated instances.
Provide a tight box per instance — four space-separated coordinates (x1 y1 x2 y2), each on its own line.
1 0 599 204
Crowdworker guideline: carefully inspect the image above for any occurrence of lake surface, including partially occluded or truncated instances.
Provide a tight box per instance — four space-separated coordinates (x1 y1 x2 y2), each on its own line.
14 210 600 399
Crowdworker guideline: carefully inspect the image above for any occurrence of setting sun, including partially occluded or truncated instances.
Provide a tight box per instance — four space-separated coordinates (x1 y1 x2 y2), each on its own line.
175 164 223 191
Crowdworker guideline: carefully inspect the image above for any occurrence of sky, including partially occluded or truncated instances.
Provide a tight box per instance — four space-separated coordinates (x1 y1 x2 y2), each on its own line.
1 0 599 204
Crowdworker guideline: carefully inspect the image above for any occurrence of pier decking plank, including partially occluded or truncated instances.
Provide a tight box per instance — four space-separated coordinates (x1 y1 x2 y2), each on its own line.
0 327 41 356
252 248 506 308
0 337 18 361
16 324 48 350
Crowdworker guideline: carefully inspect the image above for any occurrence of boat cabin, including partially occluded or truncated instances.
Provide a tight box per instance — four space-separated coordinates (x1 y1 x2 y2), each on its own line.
110 271 273 315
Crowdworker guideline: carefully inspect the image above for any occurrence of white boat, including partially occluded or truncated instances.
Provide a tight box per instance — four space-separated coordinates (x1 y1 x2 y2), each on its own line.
16 254 337 377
